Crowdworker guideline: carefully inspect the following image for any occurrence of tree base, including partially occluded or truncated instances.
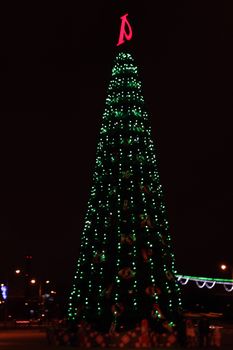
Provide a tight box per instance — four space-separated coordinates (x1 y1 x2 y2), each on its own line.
47 318 178 347
79 329 176 348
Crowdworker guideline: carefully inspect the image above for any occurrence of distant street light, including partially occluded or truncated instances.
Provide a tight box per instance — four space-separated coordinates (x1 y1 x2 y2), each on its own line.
220 264 227 271
220 263 233 280
29 278 55 318
4 261 57 322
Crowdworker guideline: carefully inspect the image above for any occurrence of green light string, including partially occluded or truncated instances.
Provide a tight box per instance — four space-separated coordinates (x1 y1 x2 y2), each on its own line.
125 147 138 310
142 132 182 310
114 138 123 304
137 147 157 288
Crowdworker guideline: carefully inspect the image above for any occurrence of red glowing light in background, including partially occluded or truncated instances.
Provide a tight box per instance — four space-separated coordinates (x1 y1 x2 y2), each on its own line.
117 13 133 46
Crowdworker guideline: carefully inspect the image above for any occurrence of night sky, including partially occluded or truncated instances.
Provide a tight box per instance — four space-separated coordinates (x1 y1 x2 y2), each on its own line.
0 1 233 295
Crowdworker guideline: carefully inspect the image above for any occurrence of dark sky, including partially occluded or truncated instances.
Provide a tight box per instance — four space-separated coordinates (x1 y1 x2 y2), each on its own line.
0 1 233 295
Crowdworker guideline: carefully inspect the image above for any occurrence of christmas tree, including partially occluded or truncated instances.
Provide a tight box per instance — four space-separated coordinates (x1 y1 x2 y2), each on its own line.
68 51 182 331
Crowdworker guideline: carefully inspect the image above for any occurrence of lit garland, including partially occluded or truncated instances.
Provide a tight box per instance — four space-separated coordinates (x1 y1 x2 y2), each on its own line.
177 274 233 292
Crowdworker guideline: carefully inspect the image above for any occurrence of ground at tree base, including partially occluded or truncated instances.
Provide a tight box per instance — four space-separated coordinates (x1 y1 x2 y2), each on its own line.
46 322 233 349
0 328 233 350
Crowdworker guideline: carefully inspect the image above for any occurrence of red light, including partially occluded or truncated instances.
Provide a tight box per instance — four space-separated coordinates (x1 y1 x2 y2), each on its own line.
25 255 32 259
117 14 133 46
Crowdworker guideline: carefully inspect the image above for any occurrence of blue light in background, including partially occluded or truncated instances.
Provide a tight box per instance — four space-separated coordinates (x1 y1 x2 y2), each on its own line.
0 284 7 300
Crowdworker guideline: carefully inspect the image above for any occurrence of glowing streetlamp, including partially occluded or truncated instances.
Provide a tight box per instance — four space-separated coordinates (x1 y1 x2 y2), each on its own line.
29 279 53 317
220 264 233 280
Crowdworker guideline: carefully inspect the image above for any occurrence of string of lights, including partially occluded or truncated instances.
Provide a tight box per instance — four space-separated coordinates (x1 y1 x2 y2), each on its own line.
176 274 233 292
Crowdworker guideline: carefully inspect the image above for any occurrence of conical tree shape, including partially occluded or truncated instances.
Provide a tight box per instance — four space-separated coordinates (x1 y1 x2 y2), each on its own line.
68 51 182 331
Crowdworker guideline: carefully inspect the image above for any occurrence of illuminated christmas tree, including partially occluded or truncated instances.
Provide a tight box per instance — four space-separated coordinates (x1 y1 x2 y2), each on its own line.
68 51 182 332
